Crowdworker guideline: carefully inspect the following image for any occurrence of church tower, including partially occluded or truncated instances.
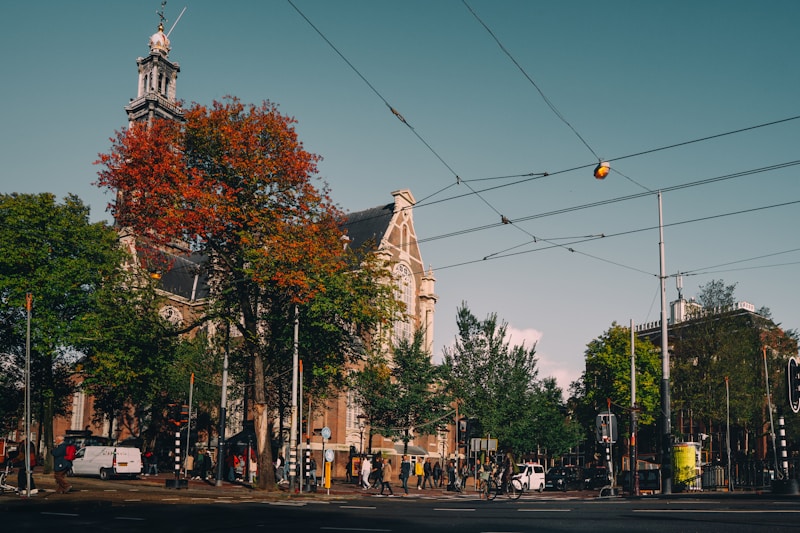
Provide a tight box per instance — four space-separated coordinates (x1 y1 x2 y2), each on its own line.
125 6 184 126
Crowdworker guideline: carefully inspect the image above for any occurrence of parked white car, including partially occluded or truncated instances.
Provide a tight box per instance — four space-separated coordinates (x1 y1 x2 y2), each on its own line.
69 446 142 480
515 462 546 492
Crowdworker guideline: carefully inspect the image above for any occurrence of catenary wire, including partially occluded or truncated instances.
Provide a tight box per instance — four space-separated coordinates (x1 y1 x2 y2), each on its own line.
288 0 547 246
462 0 601 161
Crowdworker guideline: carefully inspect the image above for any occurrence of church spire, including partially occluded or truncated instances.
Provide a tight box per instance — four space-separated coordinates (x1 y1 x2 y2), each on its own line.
125 2 184 127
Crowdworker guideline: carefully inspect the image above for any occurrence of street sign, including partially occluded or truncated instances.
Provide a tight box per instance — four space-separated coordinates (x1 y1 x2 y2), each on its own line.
324 448 335 462
321 426 331 440
470 438 497 451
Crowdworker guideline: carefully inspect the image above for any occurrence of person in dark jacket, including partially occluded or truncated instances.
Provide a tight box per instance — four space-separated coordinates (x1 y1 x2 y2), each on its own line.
399 455 411 495
423 458 434 489
52 435 73 494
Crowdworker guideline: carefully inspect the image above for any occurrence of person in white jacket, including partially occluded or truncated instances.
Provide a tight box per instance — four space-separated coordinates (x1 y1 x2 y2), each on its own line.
360 456 372 489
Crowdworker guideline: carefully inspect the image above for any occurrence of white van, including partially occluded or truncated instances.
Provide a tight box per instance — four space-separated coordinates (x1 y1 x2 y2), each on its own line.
69 446 143 480
515 462 546 492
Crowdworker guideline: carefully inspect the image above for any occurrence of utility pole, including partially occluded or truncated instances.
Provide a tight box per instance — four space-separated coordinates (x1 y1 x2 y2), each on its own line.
630 319 639 496
289 305 300 492
658 191 672 495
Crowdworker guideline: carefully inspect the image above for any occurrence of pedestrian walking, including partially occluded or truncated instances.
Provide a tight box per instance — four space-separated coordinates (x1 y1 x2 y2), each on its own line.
447 459 457 491
400 455 411 495
371 455 383 489
433 460 442 487
52 435 74 494
275 451 285 483
379 458 395 496
360 455 372 489
415 459 424 489
423 457 434 489
309 456 317 488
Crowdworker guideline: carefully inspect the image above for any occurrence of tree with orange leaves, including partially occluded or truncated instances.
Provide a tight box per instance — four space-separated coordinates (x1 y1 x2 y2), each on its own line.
97 97 397 490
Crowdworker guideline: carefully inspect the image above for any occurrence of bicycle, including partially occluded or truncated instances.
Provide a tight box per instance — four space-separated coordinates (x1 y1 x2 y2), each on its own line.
503 475 523 500
479 474 498 500
0 463 18 494
481 467 523 501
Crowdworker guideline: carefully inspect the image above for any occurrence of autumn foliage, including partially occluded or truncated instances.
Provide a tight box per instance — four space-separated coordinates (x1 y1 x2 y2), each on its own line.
96 97 369 490
96 97 345 303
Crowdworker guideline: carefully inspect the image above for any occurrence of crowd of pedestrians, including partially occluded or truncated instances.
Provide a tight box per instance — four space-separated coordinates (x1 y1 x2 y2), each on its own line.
354 454 455 496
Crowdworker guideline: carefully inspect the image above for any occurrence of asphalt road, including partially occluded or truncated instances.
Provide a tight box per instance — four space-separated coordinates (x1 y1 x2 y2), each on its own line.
3 473 800 533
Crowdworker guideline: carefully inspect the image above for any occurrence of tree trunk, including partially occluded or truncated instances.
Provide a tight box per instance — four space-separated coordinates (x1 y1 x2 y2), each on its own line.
252 351 276 490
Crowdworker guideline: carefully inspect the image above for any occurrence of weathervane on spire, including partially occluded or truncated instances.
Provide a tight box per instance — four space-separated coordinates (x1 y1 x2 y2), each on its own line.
157 1 168 30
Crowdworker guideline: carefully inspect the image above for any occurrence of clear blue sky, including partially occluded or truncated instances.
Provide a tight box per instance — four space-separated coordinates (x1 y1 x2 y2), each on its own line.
2 1 799 395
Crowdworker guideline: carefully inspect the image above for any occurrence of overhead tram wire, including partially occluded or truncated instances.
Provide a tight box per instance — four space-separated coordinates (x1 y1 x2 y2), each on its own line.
418 160 800 244
678 247 800 277
288 0 546 246
430 197 800 276
288 0 800 267
414 114 800 210
463 0 601 161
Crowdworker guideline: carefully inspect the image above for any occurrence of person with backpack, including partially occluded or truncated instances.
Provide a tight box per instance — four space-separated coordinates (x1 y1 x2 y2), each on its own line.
52 435 75 494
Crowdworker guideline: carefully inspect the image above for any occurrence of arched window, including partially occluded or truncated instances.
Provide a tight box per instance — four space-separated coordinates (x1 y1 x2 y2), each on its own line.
393 264 414 342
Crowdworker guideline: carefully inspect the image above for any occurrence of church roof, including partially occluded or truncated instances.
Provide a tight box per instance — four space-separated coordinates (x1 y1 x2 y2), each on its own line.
341 202 395 252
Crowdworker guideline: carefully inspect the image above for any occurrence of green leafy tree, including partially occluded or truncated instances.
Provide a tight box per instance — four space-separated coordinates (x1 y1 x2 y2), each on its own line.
670 280 797 456
0 193 122 469
349 349 399 454
442 304 577 456
382 329 450 454
533 377 583 459
570 322 661 460
97 97 395 489
76 268 180 441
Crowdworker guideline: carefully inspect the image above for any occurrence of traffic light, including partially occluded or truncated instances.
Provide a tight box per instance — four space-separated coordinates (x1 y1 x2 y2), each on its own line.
179 404 190 425
458 418 468 445
595 412 618 444
789 357 800 414
166 403 180 427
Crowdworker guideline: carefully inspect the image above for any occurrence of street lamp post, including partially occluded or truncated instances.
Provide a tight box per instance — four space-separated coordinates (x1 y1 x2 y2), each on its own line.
596 167 671 494
357 414 367 455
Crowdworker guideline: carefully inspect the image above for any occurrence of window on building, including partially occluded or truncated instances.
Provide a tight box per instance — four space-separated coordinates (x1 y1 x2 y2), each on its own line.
393 263 414 342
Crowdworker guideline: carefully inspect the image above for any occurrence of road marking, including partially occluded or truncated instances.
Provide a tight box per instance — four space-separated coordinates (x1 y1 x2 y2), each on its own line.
517 508 571 512
320 526 391 531
634 509 800 513
41 512 79 517
269 501 306 506
115 516 145 521
339 505 377 509
434 508 475 511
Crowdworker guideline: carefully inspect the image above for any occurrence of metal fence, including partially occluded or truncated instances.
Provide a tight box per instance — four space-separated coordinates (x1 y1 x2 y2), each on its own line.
622 459 799 493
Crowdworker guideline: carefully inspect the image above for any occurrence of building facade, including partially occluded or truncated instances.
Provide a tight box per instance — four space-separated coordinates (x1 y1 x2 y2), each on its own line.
54 13 442 478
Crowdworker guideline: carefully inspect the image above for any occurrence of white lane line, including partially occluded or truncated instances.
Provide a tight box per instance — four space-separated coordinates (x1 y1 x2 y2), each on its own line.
339 505 377 509
320 526 391 531
635 508 800 513
41 512 79 517
434 508 476 511
269 501 306 506
518 508 571 512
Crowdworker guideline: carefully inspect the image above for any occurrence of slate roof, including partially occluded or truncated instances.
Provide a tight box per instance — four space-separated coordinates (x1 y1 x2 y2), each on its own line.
341 202 395 252
137 241 210 301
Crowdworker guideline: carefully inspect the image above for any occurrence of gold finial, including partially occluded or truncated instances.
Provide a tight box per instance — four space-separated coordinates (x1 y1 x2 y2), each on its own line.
157 1 168 31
